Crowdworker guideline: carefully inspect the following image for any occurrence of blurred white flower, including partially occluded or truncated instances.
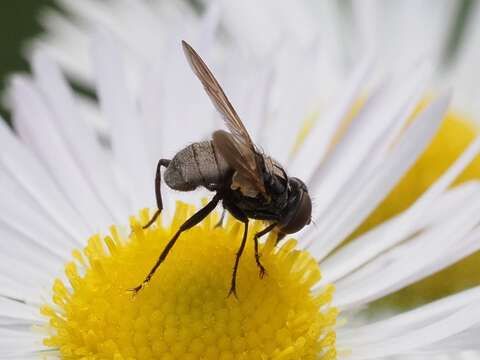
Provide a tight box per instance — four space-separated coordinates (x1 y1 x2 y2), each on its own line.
0 0 479 359
28 1 480 118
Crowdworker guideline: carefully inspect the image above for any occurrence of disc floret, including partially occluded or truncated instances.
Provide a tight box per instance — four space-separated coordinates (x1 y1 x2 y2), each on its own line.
42 202 337 359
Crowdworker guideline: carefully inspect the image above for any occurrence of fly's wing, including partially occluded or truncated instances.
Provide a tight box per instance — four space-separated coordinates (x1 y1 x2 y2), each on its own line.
182 40 266 195
212 130 266 195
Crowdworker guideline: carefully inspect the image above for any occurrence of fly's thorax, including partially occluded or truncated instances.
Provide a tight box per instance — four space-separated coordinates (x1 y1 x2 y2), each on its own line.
263 156 287 182
262 156 288 196
227 155 290 215
164 141 230 191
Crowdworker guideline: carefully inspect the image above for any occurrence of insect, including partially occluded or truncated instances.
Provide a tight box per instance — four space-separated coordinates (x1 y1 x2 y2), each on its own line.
131 40 312 297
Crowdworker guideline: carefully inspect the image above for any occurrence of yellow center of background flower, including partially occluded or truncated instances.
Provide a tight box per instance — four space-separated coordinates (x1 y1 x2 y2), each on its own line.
356 109 480 310
41 202 337 359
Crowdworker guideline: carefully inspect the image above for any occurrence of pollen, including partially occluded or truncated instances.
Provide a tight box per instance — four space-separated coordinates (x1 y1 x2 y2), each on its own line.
41 202 337 359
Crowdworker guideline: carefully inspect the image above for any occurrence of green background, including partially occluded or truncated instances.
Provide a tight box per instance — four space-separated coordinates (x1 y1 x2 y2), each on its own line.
0 1 53 122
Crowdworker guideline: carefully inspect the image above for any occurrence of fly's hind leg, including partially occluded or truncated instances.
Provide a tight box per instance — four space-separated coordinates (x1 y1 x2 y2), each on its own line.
131 192 222 294
253 223 277 279
143 159 171 229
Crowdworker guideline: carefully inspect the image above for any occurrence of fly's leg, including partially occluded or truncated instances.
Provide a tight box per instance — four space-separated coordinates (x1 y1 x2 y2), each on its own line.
143 159 171 229
253 223 277 279
229 218 249 299
222 200 249 298
276 232 286 245
131 193 222 294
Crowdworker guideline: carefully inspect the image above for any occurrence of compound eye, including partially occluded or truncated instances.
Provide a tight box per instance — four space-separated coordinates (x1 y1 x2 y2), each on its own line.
280 190 312 234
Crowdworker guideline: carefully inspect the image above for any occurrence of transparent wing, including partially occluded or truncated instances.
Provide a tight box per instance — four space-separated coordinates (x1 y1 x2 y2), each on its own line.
182 40 265 194
212 130 266 194
182 41 253 146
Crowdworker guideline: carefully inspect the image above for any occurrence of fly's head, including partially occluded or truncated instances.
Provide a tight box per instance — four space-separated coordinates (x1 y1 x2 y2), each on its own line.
278 177 312 235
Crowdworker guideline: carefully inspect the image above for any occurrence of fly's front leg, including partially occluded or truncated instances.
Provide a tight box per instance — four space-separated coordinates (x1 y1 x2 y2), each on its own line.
223 199 249 298
253 222 277 278
276 232 286 245
143 159 171 229
229 218 249 298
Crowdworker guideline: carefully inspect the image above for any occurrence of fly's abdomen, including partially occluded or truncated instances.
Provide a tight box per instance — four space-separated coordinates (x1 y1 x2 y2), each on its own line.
164 141 230 191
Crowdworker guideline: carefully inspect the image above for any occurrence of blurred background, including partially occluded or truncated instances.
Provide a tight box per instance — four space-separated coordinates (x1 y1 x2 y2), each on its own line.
0 1 475 124
0 1 54 122
0 0 476 126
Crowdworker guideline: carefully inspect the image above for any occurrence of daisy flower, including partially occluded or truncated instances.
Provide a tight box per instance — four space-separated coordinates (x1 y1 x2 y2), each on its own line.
0 0 479 359
316 0 480 311
29 0 480 311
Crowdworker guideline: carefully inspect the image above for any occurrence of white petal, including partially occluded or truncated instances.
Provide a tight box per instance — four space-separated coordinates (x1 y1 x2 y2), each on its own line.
334 186 480 309
11 77 114 232
0 298 43 323
0 120 88 243
322 130 480 283
350 0 455 74
418 329 480 353
217 0 281 57
91 29 153 212
30 8 92 85
338 286 480 347
0 327 42 357
305 91 451 260
290 52 374 181
0 174 71 259
0 225 61 302
262 45 318 163
307 60 431 221
344 302 480 359
138 23 218 160
32 51 130 224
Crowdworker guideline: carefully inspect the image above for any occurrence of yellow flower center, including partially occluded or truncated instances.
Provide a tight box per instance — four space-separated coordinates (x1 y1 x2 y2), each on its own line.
41 202 337 359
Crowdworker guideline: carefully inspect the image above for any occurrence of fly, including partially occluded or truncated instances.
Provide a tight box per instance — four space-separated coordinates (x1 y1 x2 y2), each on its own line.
132 41 312 297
